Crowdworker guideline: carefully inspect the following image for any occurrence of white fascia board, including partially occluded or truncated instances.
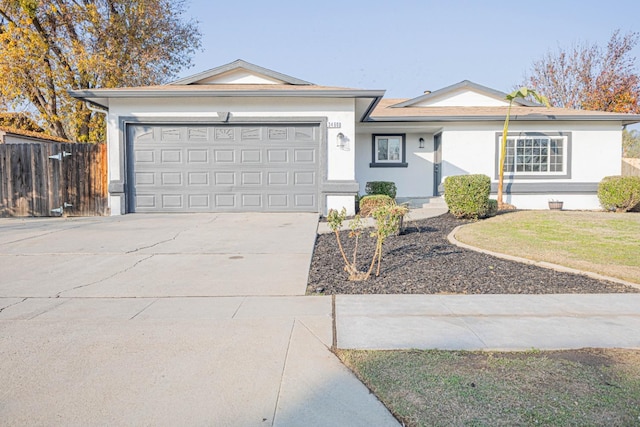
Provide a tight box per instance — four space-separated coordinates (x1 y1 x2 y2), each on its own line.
367 115 640 124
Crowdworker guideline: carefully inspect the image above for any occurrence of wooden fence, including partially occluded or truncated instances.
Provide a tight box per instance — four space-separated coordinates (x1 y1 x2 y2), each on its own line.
0 142 108 217
622 157 640 177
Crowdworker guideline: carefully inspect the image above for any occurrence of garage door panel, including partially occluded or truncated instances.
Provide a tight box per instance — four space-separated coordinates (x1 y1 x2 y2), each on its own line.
135 172 155 185
161 128 182 141
241 194 263 207
135 150 155 163
129 124 319 212
240 150 261 163
267 149 288 163
188 128 209 141
294 171 315 185
241 127 261 140
215 194 236 207
268 194 288 207
295 194 316 207
267 172 288 185
294 127 315 140
136 194 157 208
162 194 183 208
241 172 262 185
214 128 236 141
160 150 182 163
188 172 210 185
161 172 182 185
267 128 288 140
214 150 235 163
187 149 208 163
188 194 210 208
214 172 235 186
294 149 315 163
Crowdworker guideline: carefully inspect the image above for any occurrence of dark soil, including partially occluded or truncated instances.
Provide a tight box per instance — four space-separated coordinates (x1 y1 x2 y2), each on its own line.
307 213 639 295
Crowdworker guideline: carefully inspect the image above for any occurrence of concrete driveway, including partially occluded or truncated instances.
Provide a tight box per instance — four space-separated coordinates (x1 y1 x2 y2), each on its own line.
0 213 317 297
0 213 398 426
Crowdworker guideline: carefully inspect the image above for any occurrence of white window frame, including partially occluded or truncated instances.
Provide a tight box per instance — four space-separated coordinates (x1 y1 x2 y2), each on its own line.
496 132 571 179
370 134 407 168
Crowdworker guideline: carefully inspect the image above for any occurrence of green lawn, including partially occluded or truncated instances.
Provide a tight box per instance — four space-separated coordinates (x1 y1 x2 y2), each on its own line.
453 210 640 284
338 348 640 427
337 211 640 426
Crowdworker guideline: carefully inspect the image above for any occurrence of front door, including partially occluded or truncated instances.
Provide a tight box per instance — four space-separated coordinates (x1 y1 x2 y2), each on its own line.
433 133 442 195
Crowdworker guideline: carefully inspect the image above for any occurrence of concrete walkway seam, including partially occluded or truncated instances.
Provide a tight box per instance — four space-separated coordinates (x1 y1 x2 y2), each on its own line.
448 225 640 291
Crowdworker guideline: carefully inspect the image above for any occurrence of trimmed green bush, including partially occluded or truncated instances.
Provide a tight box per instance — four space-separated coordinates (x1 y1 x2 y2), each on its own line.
598 176 640 212
485 198 498 217
443 174 496 219
365 181 397 199
359 194 394 216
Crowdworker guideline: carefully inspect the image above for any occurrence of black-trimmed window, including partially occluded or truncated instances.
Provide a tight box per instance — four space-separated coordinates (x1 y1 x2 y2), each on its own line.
495 132 571 179
370 134 407 167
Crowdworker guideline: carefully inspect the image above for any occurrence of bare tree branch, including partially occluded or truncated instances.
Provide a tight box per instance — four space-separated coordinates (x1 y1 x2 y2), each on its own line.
521 30 640 113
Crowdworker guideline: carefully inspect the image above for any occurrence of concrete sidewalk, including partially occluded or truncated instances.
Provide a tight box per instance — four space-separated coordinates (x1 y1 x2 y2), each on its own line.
0 295 398 426
336 294 640 351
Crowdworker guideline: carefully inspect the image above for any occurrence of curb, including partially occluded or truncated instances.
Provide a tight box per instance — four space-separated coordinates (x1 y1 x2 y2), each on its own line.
447 225 640 291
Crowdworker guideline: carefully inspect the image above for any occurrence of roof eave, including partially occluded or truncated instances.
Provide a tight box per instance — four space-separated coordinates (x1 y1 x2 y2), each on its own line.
69 89 385 100
359 96 384 122
367 114 640 123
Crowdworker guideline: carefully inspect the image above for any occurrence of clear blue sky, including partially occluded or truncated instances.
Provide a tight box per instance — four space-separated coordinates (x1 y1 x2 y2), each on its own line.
183 0 640 99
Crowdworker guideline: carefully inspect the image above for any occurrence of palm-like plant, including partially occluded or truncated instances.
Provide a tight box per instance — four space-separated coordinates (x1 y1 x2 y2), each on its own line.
497 87 550 209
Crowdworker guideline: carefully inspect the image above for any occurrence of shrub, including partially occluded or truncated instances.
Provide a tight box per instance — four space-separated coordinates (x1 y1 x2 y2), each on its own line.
443 174 495 219
484 198 498 218
326 203 408 281
365 181 397 199
598 176 640 212
359 194 394 216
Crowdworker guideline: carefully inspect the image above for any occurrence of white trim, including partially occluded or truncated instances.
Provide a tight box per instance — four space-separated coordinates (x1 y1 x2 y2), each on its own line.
504 135 568 176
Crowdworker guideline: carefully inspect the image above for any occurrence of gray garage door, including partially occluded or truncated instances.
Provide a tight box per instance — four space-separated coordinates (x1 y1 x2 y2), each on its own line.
127 124 320 212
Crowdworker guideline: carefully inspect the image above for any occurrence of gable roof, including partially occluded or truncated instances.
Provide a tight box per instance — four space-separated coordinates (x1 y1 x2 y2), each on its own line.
391 80 539 108
169 59 314 86
67 59 640 126
69 59 385 112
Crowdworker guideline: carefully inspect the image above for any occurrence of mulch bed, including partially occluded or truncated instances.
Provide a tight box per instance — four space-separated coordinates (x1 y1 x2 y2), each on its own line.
307 213 639 295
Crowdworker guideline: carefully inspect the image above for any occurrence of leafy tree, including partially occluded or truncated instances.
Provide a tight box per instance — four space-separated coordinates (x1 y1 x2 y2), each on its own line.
0 0 201 142
0 112 43 132
623 128 640 158
497 87 549 209
522 30 639 113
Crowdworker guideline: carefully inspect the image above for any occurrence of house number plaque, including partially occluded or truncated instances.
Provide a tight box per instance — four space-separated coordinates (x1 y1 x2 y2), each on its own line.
327 122 342 129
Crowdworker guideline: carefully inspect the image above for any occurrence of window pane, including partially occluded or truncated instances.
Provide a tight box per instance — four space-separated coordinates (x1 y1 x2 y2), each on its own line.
503 135 564 175
377 139 388 161
388 138 401 161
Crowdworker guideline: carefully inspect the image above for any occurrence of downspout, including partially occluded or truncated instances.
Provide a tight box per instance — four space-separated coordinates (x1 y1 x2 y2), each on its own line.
86 102 108 115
